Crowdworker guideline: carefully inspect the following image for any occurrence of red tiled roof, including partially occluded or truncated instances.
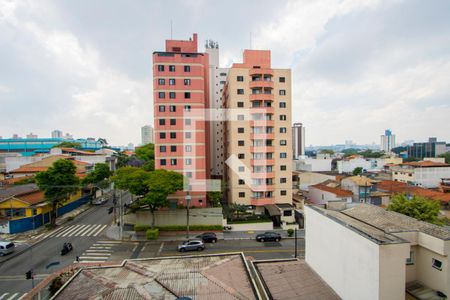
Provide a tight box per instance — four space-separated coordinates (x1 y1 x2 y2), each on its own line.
17 190 45 205
311 184 353 197
60 148 99 156
377 180 450 203
401 161 450 167
10 166 48 173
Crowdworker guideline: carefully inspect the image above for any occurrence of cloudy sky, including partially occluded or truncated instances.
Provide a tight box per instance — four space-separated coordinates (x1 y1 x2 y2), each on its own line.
1 0 449 146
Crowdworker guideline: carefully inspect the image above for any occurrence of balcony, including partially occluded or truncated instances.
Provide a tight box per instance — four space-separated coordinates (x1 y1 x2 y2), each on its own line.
251 185 275 192
249 68 274 76
250 198 275 206
250 159 275 166
250 146 274 153
249 93 274 101
250 107 275 114
251 172 275 179
250 133 274 140
250 120 275 127
249 80 274 89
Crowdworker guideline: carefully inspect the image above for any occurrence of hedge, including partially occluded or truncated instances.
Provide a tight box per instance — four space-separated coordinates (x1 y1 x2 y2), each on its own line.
134 224 151 232
156 225 223 231
227 219 272 224
146 228 159 240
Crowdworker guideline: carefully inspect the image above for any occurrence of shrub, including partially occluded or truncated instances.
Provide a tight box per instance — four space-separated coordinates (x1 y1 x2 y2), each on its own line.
146 228 159 240
48 276 63 295
287 228 294 237
67 216 75 222
134 224 151 232
45 223 56 230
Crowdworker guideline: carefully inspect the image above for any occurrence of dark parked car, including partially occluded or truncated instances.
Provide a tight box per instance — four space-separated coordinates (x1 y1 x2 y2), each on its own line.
256 232 282 242
196 232 218 243
177 240 205 252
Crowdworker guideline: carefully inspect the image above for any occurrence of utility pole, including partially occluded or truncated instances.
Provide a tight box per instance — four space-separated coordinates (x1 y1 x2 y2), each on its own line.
186 192 191 239
294 228 298 258
119 190 123 240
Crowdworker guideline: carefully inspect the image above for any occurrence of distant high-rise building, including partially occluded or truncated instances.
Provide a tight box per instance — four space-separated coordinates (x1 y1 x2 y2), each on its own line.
26 133 38 139
380 129 396 152
141 125 154 145
12 134 20 139
51 130 63 138
64 133 73 140
408 137 446 159
292 123 305 158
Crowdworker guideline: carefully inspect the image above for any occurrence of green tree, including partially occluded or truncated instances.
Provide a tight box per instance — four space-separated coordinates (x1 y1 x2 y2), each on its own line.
403 156 420 162
135 143 155 171
319 149 334 155
35 159 80 226
352 167 363 176
360 149 384 158
52 141 82 148
387 194 441 224
112 167 151 196
82 163 112 186
438 152 450 164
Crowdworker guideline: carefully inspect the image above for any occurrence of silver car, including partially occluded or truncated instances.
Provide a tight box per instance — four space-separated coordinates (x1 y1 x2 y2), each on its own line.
0 241 15 256
177 240 205 252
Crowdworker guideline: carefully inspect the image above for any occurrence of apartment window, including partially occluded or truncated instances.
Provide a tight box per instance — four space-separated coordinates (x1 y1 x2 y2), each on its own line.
170 159 177 165
186 171 192 178
238 153 245 159
159 119 165 126
237 114 245 121
406 251 414 265
159 146 166 152
280 178 287 183
238 128 244 133
280 190 287 196
239 192 245 198
220 80 226 84
170 145 176 152
169 65 175 72
184 65 190 72
279 90 286 95
169 92 176 99
280 152 287 158
170 132 176 139
279 77 285 83
157 65 165 72
238 179 245 185
184 79 191 85
280 102 286 108
169 105 176 112
185 132 192 139
159 132 166 139
169 78 176 85
237 76 244 82
185 158 192 165
160 159 166 166
238 166 245 172
220 72 227 76
280 140 287 146
159 105 165 112
167 119 175 126
185 145 192 152
158 79 165 85
185 119 191 125
280 115 287 121
185 92 191 99
432 258 442 271
237 102 244 108
184 105 191 112
280 165 286 171
280 127 287 133
159 92 165 99
237 89 244 95
238 140 245 146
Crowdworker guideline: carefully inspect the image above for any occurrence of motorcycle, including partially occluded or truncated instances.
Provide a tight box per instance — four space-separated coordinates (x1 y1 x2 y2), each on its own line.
61 242 73 255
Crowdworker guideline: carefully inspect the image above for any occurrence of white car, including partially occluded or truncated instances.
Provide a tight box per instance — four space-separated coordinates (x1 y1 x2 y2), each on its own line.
0 240 15 256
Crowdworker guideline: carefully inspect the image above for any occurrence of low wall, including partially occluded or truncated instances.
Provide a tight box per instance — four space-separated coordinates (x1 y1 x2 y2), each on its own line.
124 207 223 227
226 222 273 231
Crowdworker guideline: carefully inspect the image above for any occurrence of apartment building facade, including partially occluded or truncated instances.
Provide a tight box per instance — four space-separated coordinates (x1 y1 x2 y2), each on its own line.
391 161 450 188
141 125 154 145
224 50 292 208
153 33 210 207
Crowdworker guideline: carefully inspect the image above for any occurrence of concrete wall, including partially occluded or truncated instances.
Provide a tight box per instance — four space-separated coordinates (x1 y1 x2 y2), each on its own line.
378 243 410 300
415 167 450 188
226 222 273 231
294 158 332 172
124 207 223 226
415 244 450 296
337 158 386 174
308 187 351 205
296 172 336 190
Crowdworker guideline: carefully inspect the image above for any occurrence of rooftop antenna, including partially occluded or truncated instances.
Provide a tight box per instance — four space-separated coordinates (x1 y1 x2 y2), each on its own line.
170 20 173 39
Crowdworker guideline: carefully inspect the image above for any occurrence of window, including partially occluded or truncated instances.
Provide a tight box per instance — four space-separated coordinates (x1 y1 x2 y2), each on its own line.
406 251 414 265
170 132 176 139
157 65 165 72
184 65 190 72
169 105 176 112
167 119 175 126
185 92 191 99
280 102 286 108
280 165 286 171
160 159 166 165
238 166 245 172
238 140 245 146
280 115 287 121
186 171 192 178
238 128 244 133
159 92 165 99
237 102 244 108
238 179 245 185
283 208 291 215
280 178 287 183
237 114 245 121
158 105 165 112
185 132 191 139
170 159 177 165
237 89 244 95
432 258 442 271
170 145 176 152
220 72 227 76
279 90 286 95
185 145 192 152
279 77 285 83
184 79 191 85
159 119 165 126
280 140 287 146
238 153 245 159
169 65 175 72
239 192 245 198
280 152 287 158
158 79 165 85
280 127 287 133
185 158 192 165
184 105 191 112
159 146 166 152
237 76 244 82
169 92 176 99
169 78 176 85
160 132 166 139
185 119 191 125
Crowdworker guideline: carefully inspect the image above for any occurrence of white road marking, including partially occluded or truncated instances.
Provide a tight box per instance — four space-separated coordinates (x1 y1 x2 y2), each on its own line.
157 242 165 255
92 224 107 236
17 294 27 300
79 256 110 260
96 240 121 244
57 224 82 237
5 293 18 300
82 224 102 236
76 224 95 236
0 293 8 300
85 250 112 253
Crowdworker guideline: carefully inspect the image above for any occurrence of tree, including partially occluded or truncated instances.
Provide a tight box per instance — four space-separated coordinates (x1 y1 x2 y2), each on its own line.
135 143 155 171
438 152 450 164
35 159 80 226
403 156 420 162
319 149 334 155
352 167 363 176
112 167 151 196
387 194 441 224
52 141 82 149
82 163 112 194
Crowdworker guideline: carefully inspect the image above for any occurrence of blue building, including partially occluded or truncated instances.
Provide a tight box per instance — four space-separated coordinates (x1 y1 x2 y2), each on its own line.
0 138 103 156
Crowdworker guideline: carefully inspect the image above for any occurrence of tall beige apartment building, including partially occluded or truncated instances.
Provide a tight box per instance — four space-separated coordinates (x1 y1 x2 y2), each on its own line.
224 50 292 209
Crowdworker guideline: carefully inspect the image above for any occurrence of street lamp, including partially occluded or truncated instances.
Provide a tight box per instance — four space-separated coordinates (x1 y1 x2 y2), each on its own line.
185 192 191 239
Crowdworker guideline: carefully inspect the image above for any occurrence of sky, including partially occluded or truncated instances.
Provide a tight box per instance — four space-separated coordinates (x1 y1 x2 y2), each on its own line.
1 0 449 146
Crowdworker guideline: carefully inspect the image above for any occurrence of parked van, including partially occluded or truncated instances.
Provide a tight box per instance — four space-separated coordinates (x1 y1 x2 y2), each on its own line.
0 241 15 256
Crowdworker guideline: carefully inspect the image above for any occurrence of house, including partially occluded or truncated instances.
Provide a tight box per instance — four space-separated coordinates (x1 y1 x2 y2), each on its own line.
336 156 388 174
293 171 337 191
305 204 450 300
391 161 450 188
340 175 378 203
309 184 353 206
293 156 333 172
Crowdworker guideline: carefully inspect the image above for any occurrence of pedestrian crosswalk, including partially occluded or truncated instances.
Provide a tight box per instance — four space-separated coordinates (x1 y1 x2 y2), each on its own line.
0 292 27 300
75 240 121 263
47 224 108 238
